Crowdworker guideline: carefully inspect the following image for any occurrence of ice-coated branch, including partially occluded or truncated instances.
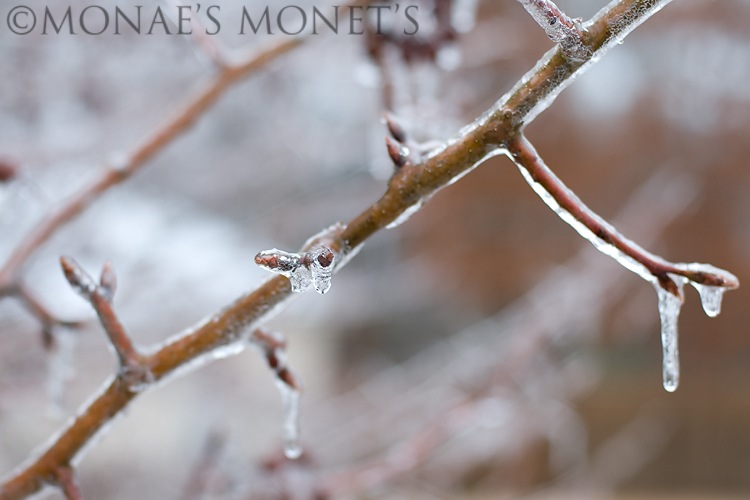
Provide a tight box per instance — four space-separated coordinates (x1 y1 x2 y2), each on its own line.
517 0 590 61
505 134 738 391
1 0 735 497
60 257 148 384
505 135 738 295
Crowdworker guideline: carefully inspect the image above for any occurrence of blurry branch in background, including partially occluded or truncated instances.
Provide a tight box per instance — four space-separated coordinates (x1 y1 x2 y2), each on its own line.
181 431 229 500
0 18 308 344
0 0 740 498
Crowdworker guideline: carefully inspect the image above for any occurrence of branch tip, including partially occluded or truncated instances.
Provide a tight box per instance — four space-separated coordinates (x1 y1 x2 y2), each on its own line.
99 262 117 302
60 256 96 299
383 113 407 143
385 136 409 169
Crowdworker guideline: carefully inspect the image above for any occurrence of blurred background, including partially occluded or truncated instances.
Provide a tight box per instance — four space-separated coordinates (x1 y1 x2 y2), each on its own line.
1 0 749 498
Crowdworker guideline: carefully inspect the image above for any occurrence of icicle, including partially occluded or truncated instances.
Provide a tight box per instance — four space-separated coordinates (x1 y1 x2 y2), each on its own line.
677 262 737 318
275 380 302 459
655 281 684 392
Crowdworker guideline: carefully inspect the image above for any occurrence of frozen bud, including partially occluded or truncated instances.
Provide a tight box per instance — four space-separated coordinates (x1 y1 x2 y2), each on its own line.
255 247 336 294
384 113 407 143
309 247 335 294
385 136 409 168
60 256 97 298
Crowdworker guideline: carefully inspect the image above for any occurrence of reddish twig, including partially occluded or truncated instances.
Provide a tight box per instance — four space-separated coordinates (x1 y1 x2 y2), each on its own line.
505 134 739 296
54 467 82 500
1 1 737 498
250 329 300 391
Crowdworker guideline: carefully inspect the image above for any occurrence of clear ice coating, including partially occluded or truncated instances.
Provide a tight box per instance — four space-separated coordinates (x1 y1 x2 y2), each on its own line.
275 380 302 459
254 247 335 294
309 247 334 294
656 281 684 392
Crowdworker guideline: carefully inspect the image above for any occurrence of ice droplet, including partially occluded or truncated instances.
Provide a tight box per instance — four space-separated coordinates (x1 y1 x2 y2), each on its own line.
656 282 684 393
275 380 302 459
676 262 737 318
691 283 725 318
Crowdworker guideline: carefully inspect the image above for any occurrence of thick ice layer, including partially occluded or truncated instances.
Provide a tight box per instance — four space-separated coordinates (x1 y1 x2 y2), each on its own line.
254 247 336 294
656 282 683 392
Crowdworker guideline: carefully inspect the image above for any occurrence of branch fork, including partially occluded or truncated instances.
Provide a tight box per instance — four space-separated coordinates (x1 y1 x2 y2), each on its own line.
59 257 152 390
517 0 591 61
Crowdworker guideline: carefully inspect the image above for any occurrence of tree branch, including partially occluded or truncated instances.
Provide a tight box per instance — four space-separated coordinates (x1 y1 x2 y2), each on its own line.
1 0 737 498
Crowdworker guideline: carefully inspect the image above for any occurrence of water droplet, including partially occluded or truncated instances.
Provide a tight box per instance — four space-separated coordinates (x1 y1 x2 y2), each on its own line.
276 380 302 459
656 282 683 393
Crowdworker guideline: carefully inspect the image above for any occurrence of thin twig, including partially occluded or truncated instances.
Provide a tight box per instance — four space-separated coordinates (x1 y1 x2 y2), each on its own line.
0 1 734 498
164 0 229 66
15 285 82 349
54 467 82 500
505 134 739 295
250 329 300 391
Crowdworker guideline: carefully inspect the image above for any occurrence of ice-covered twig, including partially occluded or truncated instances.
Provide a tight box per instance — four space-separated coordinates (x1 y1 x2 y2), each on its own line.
59 257 148 386
250 329 302 459
250 329 300 391
505 135 738 295
517 0 590 61
164 0 229 67
505 134 738 391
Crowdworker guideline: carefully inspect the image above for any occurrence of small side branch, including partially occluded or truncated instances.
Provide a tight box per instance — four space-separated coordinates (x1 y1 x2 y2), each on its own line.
250 329 300 392
517 0 590 60
250 329 302 459
15 285 82 349
59 257 149 386
505 135 738 295
54 466 83 500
